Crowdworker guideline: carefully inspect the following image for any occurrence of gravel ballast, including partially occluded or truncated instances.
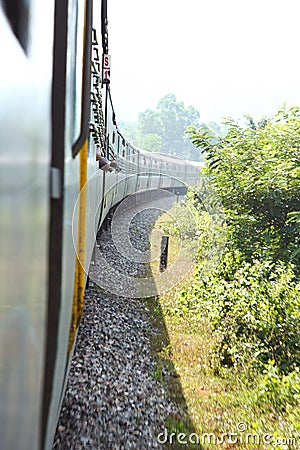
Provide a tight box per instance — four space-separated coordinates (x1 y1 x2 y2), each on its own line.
52 208 181 449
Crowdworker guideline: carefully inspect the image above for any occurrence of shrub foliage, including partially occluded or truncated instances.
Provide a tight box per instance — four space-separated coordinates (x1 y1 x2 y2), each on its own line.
167 107 300 411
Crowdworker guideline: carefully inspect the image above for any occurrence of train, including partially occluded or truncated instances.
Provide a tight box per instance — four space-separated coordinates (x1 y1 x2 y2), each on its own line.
0 1 201 449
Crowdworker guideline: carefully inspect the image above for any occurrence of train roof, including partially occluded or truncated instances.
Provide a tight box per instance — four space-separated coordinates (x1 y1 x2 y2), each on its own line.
130 144 204 168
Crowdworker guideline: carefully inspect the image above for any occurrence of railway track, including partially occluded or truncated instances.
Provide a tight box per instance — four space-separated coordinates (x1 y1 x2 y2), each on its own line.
52 208 181 450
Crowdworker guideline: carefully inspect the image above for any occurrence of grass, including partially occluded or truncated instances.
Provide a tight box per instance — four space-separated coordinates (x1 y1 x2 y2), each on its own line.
143 295 201 450
145 284 300 449
143 210 300 449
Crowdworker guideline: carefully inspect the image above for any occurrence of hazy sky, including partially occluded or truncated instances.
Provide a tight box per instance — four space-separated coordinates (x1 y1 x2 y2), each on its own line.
108 0 300 124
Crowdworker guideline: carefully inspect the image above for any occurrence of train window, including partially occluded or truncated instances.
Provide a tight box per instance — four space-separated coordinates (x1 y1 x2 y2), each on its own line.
1 0 30 53
70 0 85 146
117 135 121 154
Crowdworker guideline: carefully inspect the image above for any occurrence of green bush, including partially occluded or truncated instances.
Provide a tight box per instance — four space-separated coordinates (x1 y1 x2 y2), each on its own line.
168 234 300 374
256 361 300 411
187 106 300 269
179 107 300 376
204 256 300 372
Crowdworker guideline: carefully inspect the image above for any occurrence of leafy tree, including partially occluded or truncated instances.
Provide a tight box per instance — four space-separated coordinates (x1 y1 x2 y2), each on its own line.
142 133 162 152
138 109 163 136
157 94 200 156
119 120 141 146
121 94 205 159
187 106 300 268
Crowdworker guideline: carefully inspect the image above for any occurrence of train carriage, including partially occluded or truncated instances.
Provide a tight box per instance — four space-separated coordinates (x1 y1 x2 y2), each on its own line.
0 1 201 449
